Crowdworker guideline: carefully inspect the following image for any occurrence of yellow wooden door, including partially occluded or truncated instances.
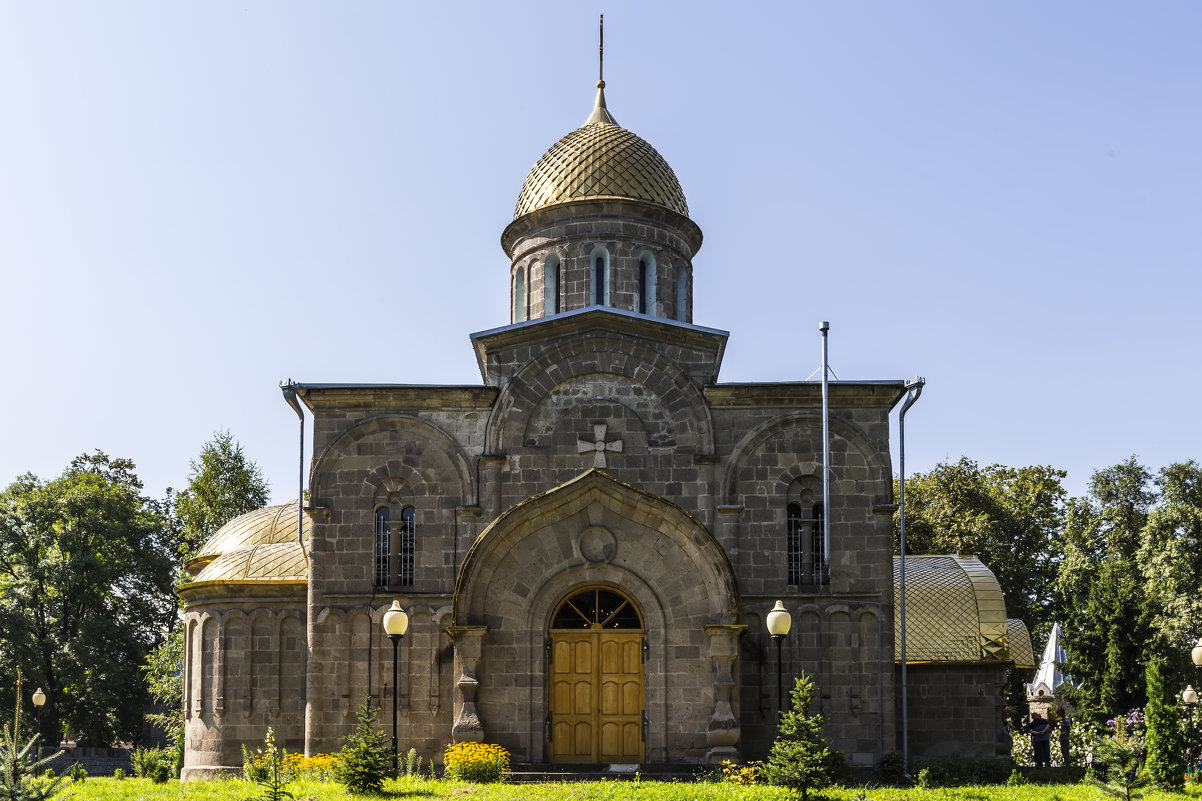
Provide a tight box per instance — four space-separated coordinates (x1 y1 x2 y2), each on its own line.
549 631 644 763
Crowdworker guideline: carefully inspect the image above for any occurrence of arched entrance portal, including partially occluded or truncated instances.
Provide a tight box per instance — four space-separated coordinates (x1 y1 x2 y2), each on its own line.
548 587 645 763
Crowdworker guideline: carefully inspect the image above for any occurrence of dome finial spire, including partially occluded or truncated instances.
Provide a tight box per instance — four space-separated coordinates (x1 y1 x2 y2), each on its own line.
585 14 619 126
599 13 604 86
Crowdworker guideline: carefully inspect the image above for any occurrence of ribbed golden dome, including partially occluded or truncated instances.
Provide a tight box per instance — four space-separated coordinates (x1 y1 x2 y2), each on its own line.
185 542 308 585
893 555 1011 663
188 502 309 569
513 86 688 219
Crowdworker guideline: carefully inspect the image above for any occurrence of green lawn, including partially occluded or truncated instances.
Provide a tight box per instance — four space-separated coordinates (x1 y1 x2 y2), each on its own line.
61 777 1202 801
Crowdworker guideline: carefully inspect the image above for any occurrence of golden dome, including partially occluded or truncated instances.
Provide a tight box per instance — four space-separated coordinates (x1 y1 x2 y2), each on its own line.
184 542 308 586
513 85 689 220
893 555 1010 663
188 502 310 569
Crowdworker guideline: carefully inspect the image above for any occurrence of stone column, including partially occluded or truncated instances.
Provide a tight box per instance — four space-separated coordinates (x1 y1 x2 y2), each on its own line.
705 624 747 764
447 626 487 743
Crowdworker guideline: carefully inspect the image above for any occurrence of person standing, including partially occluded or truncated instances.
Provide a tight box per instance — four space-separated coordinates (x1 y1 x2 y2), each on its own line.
1059 714 1072 766
1028 713 1053 768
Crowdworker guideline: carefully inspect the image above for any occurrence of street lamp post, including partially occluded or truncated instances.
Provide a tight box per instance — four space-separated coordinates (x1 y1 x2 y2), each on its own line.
382 601 409 778
30 687 45 755
1184 685 1198 779
766 601 792 723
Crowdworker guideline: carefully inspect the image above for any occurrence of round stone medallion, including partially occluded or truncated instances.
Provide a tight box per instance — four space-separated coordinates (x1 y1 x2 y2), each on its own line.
578 526 616 564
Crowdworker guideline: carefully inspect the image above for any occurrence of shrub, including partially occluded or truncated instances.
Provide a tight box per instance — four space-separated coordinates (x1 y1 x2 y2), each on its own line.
761 673 838 801
873 751 906 785
130 746 172 782
910 754 1013 786
242 743 269 783
67 762 86 783
281 752 339 781
333 697 393 794
42 768 56 780
719 759 759 785
443 741 509 783
112 768 125 781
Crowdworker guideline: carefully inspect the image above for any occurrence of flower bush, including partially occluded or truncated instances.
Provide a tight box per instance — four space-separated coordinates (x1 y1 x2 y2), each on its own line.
281 752 339 781
719 759 760 785
443 742 509 783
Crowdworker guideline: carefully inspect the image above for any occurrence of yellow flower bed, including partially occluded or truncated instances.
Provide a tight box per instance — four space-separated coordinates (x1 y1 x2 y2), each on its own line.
281 752 340 781
442 742 510 783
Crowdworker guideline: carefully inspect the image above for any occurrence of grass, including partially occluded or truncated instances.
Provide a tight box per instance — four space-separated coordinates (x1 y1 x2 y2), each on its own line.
58 776 1202 801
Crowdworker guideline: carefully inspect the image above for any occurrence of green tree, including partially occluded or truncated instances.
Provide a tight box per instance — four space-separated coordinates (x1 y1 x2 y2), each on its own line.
1056 458 1153 724
1142 660 1184 791
762 673 839 801
174 429 270 562
1137 461 1202 673
896 459 1067 628
0 452 177 745
333 697 393 794
144 430 269 765
1091 715 1148 801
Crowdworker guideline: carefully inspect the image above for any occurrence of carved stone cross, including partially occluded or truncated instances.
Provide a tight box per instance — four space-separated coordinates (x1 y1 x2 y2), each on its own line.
577 423 623 468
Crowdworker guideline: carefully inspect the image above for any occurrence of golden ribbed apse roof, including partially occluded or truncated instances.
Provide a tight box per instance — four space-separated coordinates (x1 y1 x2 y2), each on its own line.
894 555 1011 664
187 542 308 585
513 86 688 219
190 502 309 567
1008 618 1036 669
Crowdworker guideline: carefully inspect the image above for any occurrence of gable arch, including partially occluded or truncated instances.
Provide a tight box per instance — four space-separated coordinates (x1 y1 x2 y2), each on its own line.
483 338 714 457
453 469 738 627
720 411 889 505
311 414 475 506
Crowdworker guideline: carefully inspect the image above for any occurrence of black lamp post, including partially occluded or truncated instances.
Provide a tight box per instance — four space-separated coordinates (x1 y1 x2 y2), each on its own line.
766 600 792 723
382 600 409 778
1184 685 1198 778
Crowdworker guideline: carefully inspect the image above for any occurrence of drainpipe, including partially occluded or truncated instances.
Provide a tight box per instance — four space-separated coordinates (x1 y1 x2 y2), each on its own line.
819 322 831 582
897 376 924 775
279 380 307 565
280 379 313 756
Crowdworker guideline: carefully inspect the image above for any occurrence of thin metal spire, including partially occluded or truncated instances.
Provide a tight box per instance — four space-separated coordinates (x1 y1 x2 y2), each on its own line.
584 13 618 126
599 14 604 87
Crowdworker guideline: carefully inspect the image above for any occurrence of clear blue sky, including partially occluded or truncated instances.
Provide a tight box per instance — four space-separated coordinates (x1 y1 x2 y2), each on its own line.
2 2 1198 505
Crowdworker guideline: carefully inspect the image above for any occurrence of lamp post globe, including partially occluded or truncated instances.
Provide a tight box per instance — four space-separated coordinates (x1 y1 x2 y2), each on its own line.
1192 638 1202 668
766 601 792 722
1184 685 1198 705
382 600 408 777
31 688 45 709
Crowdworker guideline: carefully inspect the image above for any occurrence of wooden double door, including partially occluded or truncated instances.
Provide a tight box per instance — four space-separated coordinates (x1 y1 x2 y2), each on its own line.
548 588 645 763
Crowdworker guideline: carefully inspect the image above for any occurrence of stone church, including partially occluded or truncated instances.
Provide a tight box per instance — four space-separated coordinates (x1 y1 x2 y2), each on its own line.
177 71 1034 779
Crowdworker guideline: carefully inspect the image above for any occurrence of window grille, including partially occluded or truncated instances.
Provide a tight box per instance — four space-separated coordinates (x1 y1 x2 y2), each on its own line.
787 502 826 586
374 507 390 588
398 506 416 587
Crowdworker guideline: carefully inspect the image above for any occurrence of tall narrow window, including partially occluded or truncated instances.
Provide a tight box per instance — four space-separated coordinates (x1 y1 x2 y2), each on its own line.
638 260 647 313
811 503 825 584
514 266 527 322
786 501 826 586
398 506 416 587
544 255 560 316
554 262 562 313
374 507 391 587
786 503 803 586
593 256 606 305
